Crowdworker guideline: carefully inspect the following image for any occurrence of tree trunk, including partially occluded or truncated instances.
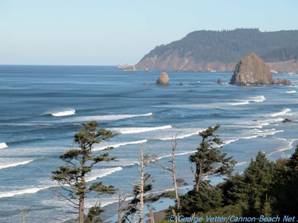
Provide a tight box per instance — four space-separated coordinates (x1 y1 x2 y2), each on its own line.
171 139 180 223
79 195 84 223
139 148 144 223
149 209 155 223
117 194 124 223
195 162 202 193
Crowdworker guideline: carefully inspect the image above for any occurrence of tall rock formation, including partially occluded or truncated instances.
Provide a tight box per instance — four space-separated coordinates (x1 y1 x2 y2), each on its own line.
230 53 290 85
230 53 272 85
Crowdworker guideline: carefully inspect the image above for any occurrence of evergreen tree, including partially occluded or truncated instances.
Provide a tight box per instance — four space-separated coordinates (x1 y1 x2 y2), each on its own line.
52 122 116 223
189 125 235 192
179 125 235 216
243 152 274 215
271 147 298 214
180 182 222 215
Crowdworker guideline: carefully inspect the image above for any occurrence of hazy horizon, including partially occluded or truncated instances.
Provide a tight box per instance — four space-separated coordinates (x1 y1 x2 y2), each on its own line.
1 0 298 65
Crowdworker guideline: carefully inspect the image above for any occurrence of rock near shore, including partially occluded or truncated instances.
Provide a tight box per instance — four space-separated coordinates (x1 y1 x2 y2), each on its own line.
230 53 290 85
156 72 170 85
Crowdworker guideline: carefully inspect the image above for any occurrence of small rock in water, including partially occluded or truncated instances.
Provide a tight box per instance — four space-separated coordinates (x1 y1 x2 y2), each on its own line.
217 79 224 85
156 72 170 85
282 118 292 123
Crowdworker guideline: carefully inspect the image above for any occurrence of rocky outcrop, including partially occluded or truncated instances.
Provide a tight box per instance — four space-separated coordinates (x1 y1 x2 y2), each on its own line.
230 53 290 85
272 79 291 85
156 72 169 85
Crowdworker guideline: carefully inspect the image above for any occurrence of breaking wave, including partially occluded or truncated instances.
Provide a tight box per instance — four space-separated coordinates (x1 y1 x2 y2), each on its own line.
68 112 152 122
86 167 123 182
235 161 248 166
268 138 298 156
229 96 266 106
156 129 204 141
0 159 33 170
51 109 76 117
0 142 8 149
224 128 283 145
112 125 172 134
155 96 266 109
0 167 122 199
93 140 147 151
269 108 291 117
286 90 296 94
0 186 51 199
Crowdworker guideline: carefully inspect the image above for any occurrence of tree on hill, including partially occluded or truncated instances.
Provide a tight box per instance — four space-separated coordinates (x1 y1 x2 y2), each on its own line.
52 122 116 223
242 152 274 215
189 125 235 193
271 146 298 215
179 125 235 215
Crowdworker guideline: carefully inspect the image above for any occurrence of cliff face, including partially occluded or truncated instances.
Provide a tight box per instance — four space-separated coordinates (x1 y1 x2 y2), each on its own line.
136 29 298 72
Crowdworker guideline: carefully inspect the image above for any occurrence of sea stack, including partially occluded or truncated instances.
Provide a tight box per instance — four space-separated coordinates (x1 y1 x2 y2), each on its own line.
230 53 272 85
156 72 170 85
230 53 290 85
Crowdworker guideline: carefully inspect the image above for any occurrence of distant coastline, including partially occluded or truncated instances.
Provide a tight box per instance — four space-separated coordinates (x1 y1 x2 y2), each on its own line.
135 29 298 73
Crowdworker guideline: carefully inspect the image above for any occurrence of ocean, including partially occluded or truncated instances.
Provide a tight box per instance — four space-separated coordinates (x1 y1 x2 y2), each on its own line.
0 65 297 222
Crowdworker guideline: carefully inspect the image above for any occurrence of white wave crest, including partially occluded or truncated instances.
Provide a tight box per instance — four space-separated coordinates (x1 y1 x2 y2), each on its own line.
256 117 285 128
155 96 266 109
0 143 8 150
0 167 122 199
86 167 123 182
156 129 204 141
229 95 266 106
69 113 152 122
0 186 51 199
224 128 283 145
224 138 239 145
0 160 33 170
51 109 76 117
235 161 248 166
150 151 196 162
243 128 283 139
269 108 291 117
112 125 172 134
286 90 296 94
250 96 266 103
93 140 147 151
268 138 298 156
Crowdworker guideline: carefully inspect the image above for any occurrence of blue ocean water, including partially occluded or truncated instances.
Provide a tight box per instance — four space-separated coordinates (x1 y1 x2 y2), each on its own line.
0 65 298 222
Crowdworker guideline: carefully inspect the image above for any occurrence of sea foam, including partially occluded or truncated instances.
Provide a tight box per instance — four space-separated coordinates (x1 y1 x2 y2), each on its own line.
86 167 123 182
69 112 152 122
0 186 51 199
156 129 204 141
0 167 122 199
229 95 266 106
0 142 8 149
0 159 33 170
286 90 296 94
155 95 266 109
269 108 291 117
112 125 172 134
51 109 76 117
93 139 147 151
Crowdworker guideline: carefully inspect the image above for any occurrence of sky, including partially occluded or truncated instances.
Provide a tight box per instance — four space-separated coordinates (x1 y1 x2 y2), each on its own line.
1 0 298 65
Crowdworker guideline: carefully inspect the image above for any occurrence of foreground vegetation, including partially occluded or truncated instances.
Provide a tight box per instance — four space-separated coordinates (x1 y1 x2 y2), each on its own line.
53 122 298 222
169 127 298 219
